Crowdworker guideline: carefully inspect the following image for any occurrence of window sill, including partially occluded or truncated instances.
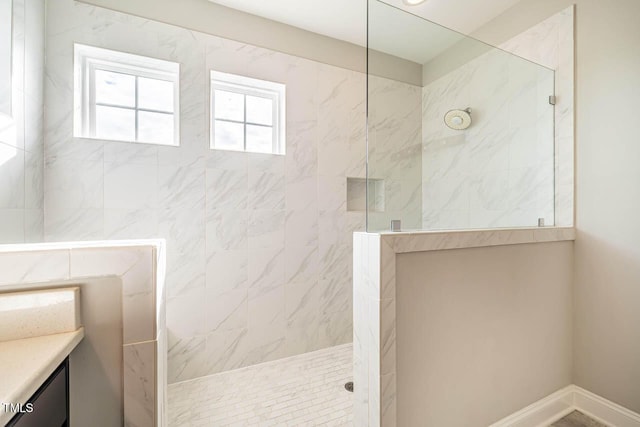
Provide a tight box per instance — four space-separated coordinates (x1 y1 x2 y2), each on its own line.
73 135 180 147
209 146 285 156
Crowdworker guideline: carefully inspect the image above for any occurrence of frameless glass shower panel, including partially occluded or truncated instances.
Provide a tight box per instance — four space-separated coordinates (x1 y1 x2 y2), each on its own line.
367 0 555 232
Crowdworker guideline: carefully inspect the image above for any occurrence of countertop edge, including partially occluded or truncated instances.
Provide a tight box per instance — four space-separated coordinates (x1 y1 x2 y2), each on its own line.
0 328 84 425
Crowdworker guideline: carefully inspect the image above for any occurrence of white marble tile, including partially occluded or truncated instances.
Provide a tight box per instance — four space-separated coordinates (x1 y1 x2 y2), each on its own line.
284 245 319 284
284 208 318 248
319 277 352 315
38 0 370 383
247 209 285 249
24 150 44 210
319 242 351 282
166 287 207 339
158 165 205 212
285 175 317 210
319 210 348 247
244 324 287 367
205 209 248 251
384 227 574 253
353 354 369 427
204 327 249 374
380 298 396 376
205 149 248 172
318 175 347 212
0 210 25 244
104 162 158 210
247 171 285 211
420 13 568 231
44 207 104 242
206 38 248 79
380 239 396 300
205 249 248 294
247 152 285 176
158 146 204 170
381 372 397 427
0 249 70 285
247 245 284 290
167 333 207 384
69 246 153 294
318 309 352 349
248 284 285 332
124 341 156 427
70 246 156 344
285 319 321 355
162 232 206 299
104 209 159 240
205 168 248 211
158 207 206 255
104 141 158 166
205 288 248 332
0 145 25 209
285 121 318 184
284 280 320 327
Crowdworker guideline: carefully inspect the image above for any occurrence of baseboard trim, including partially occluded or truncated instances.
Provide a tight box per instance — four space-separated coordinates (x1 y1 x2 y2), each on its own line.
489 385 640 427
573 386 640 427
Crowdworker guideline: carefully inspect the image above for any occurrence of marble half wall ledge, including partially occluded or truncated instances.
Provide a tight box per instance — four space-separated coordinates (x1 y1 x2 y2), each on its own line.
375 226 576 254
0 239 167 427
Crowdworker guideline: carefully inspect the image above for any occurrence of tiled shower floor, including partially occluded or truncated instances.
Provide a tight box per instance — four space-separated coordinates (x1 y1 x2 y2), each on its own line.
168 343 353 426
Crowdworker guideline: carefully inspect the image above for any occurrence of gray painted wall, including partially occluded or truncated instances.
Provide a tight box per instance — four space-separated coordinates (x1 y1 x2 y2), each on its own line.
473 0 640 414
396 242 574 426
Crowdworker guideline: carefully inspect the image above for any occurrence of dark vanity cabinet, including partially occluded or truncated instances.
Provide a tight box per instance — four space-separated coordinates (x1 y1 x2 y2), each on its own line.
7 358 69 427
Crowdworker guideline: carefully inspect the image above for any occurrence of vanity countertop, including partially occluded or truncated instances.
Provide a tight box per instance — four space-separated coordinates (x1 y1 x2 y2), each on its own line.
0 328 84 425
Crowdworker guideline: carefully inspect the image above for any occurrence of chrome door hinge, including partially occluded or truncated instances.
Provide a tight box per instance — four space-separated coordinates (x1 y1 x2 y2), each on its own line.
548 95 557 105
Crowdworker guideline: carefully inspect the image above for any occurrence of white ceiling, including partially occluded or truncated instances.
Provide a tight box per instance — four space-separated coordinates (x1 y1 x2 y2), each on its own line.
207 0 523 64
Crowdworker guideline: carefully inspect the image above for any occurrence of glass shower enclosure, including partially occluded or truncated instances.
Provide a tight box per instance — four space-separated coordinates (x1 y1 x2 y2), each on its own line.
366 0 555 232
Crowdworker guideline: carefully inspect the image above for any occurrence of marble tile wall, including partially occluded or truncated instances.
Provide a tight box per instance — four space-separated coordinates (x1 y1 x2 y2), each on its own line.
42 0 418 383
420 9 574 230
353 232 397 427
421 46 555 230
0 0 45 244
367 77 423 232
499 6 575 226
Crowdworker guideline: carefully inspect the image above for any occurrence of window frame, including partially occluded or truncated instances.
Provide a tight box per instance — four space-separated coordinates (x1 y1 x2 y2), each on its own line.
210 71 286 155
74 43 180 146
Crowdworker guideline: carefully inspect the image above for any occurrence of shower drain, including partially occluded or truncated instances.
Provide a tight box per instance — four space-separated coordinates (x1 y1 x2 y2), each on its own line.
344 382 354 392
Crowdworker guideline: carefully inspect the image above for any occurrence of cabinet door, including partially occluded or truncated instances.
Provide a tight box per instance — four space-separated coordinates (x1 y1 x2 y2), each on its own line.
8 359 68 427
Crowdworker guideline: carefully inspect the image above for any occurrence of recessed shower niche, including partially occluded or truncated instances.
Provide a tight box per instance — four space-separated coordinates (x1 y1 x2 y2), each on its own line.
347 177 385 212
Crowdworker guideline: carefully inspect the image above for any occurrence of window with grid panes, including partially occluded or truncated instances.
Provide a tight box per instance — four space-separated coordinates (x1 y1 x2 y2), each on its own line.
211 71 285 155
74 44 180 146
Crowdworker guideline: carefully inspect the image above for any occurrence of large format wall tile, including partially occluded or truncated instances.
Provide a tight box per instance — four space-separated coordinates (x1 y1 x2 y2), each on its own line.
421 8 573 230
40 0 420 383
123 341 156 427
